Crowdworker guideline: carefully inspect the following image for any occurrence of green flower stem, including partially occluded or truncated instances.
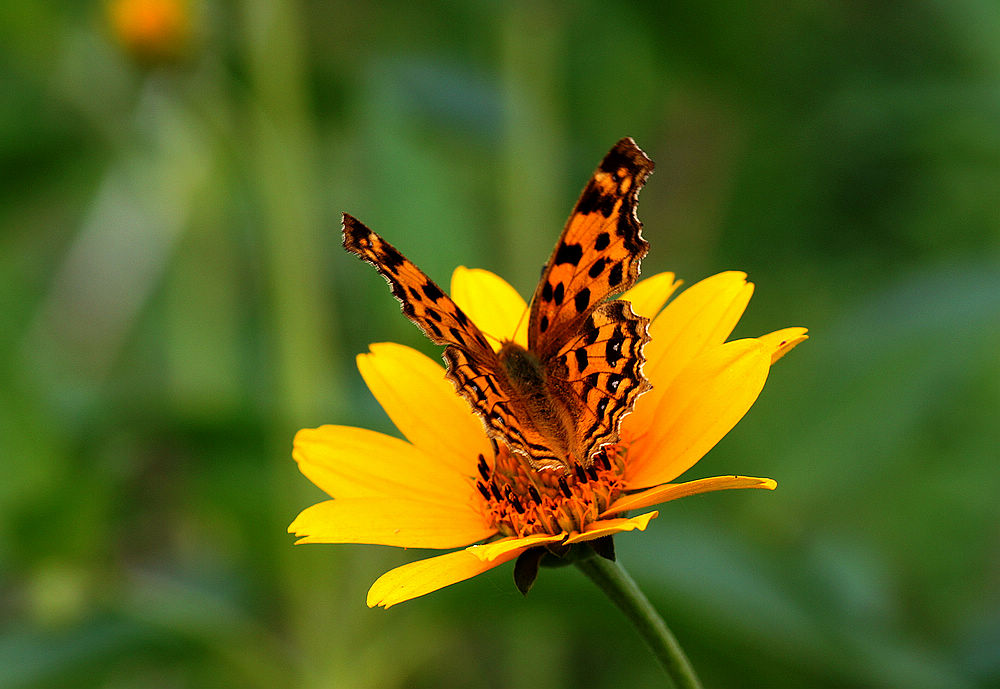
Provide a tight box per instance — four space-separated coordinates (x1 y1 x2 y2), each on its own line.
576 556 703 689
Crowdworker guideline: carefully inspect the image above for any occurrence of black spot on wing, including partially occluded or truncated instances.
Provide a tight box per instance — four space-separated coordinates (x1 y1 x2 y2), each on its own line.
607 262 624 288
423 282 445 301
542 281 553 302
554 242 583 266
575 184 616 218
574 347 588 373
595 232 611 251
607 373 623 393
381 244 406 272
605 330 625 366
588 258 607 278
553 282 565 305
574 287 591 314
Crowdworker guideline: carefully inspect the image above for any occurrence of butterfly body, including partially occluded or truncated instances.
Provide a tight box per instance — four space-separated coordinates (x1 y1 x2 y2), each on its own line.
497 340 577 462
344 137 655 472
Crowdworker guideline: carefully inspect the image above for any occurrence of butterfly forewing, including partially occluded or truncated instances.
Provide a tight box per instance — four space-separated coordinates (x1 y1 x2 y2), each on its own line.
342 214 494 354
343 214 547 459
527 138 654 360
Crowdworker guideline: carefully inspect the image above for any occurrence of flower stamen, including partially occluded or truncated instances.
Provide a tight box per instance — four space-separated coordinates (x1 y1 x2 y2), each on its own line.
476 444 627 538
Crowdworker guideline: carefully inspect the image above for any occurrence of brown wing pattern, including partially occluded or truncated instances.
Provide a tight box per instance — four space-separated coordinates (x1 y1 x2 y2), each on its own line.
527 137 654 360
547 301 652 463
344 213 522 456
342 213 494 355
443 348 563 468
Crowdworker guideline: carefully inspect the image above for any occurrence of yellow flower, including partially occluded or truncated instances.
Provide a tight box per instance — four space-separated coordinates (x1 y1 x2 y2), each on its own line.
290 268 806 608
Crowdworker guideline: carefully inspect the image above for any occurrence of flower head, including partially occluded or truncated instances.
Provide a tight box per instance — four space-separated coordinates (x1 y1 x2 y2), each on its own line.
107 0 193 66
290 268 806 607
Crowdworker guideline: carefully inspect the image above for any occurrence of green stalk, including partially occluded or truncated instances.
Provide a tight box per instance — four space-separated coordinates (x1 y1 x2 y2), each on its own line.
576 556 703 689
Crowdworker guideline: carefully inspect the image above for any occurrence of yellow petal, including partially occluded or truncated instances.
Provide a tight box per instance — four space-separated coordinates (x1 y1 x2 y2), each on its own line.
620 272 681 321
604 476 777 515
626 272 755 437
758 327 809 364
626 338 771 489
450 266 529 348
288 497 494 548
293 425 475 504
468 532 566 562
563 511 658 543
367 546 524 608
357 343 491 475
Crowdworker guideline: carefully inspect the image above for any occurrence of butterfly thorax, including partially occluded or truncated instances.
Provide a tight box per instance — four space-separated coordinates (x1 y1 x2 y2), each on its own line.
497 340 573 463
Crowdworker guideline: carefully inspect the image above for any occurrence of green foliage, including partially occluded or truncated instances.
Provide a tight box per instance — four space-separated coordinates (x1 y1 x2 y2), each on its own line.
1 1 998 687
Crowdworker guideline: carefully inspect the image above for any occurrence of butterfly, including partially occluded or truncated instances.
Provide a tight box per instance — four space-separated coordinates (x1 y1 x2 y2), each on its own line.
343 137 654 471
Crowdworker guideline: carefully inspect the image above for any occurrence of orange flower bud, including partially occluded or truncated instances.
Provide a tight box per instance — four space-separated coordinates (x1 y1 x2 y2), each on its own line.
107 0 193 65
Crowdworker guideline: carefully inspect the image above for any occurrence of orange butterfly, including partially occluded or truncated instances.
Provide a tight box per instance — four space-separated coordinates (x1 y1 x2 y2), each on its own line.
343 137 654 471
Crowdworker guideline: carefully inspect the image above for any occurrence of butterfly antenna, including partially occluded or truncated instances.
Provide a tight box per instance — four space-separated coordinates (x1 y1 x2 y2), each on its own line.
467 290 531 349
510 294 531 344
479 328 505 348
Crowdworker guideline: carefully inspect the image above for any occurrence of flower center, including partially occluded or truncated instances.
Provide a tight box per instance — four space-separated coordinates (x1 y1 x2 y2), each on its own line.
474 441 627 538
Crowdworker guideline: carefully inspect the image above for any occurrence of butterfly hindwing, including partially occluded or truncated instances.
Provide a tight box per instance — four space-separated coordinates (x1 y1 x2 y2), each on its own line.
528 138 654 361
547 300 652 462
443 347 563 468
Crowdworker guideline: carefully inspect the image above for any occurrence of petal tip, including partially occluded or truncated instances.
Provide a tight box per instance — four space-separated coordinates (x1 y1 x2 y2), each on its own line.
761 327 809 364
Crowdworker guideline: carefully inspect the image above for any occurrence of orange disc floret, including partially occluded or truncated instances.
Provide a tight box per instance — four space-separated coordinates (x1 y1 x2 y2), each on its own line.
476 443 627 538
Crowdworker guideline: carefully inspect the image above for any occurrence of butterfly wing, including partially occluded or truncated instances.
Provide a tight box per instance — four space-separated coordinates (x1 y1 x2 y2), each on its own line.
527 138 655 465
343 214 529 457
442 347 564 469
343 214 495 354
527 137 654 358
548 301 652 464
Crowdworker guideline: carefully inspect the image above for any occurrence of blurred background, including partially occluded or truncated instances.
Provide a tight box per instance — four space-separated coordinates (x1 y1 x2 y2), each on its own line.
2 1 998 687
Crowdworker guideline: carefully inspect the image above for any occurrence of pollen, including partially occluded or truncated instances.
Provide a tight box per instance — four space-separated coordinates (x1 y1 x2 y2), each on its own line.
475 442 627 538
